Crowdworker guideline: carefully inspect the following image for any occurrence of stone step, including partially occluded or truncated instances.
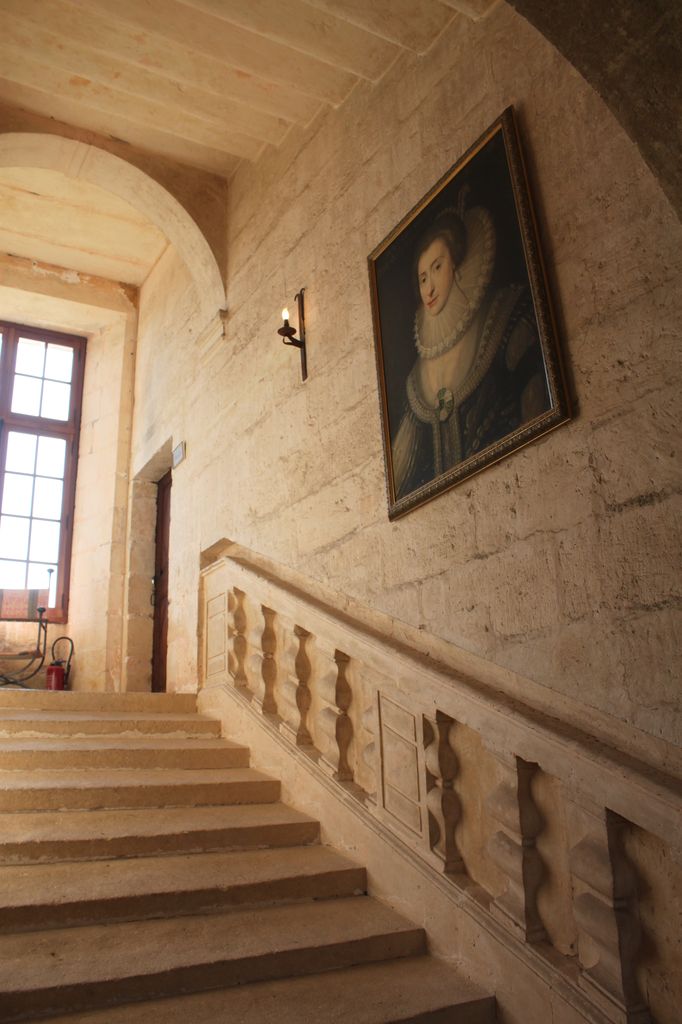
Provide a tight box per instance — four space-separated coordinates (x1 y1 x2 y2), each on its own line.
0 845 367 932
0 766 279 812
0 735 249 771
0 710 221 738
0 802 320 863
0 691 197 713
10 957 494 1024
0 896 426 1021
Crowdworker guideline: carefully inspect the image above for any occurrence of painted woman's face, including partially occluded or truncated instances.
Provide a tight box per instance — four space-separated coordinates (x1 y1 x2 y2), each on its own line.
417 238 455 317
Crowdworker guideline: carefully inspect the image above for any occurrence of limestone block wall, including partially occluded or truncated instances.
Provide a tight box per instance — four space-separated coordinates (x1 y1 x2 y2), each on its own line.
130 246 213 688
131 4 681 746
68 314 136 690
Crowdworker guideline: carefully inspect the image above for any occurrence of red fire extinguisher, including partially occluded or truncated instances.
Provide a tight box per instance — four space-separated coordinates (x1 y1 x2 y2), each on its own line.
46 637 74 691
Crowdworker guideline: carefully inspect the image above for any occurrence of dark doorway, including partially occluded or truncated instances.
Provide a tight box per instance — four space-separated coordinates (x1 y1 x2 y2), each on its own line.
151 470 172 693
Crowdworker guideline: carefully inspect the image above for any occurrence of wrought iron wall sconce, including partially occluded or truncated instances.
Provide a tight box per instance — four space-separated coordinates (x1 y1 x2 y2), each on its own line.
278 288 307 381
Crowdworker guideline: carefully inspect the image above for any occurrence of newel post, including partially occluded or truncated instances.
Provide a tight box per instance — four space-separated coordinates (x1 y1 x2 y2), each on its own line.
566 796 649 1023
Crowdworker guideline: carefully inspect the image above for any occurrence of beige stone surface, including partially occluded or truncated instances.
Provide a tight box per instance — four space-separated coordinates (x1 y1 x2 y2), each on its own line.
622 824 682 1024
0 734 250 771
0 692 484 1024
31 957 494 1024
125 3 682 754
200 684 611 1024
0 765 279 812
451 725 507 897
0 689 196 712
531 770 577 957
0 844 366 930
1 897 424 1015
0 800 318 864
0 166 167 285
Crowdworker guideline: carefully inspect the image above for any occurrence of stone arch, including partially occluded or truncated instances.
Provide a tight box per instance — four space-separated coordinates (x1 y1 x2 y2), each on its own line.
507 0 682 220
0 132 226 309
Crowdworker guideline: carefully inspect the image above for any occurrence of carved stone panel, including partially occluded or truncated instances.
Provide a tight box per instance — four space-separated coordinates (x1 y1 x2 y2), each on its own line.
205 592 226 680
378 693 423 837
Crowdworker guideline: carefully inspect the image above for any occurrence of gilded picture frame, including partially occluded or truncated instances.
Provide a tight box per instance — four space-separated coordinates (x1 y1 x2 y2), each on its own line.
368 107 571 520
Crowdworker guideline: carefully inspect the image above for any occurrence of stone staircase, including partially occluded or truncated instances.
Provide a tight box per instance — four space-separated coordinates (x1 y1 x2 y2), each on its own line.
0 689 495 1023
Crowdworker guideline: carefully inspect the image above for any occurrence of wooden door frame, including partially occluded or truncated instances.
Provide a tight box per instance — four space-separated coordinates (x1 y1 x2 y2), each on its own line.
151 469 172 693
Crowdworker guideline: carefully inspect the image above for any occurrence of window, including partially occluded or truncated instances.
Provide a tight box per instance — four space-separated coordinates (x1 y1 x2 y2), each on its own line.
0 322 86 623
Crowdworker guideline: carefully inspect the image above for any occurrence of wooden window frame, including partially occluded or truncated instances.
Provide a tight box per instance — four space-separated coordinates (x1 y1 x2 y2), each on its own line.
0 321 86 624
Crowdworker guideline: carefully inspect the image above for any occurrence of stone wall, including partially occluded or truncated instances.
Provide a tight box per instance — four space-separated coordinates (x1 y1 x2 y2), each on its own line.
132 4 681 743
67 315 136 690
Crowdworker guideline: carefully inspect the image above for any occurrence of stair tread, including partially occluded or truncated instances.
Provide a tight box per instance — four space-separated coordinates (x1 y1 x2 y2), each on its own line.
0 692 197 712
0 801 317 843
0 897 424 993
0 766 271 791
0 845 363 909
0 736 242 751
0 711 217 723
16 957 494 1024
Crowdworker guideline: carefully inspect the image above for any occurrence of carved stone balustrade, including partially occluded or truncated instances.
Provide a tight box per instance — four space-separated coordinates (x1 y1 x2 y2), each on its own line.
316 642 353 781
200 549 682 1024
278 620 313 746
484 751 547 943
227 587 248 690
248 604 277 715
567 797 649 1024
423 713 465 874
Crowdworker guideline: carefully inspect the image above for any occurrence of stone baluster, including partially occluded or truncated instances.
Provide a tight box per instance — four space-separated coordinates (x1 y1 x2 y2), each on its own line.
567 798 649 1023
485 752 547 943
278 622 313 746
423 713 465 874
248 604 278 715
316 646 353 781
227 587 248 690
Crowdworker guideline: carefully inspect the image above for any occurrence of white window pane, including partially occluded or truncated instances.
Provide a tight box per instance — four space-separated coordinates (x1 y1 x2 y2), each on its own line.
16 338 46 377
2 474 33 516
6 432 37 474
36 437 66 479
45 344 73 383
29 519 61 563
32 477 63 521
40 380 71 421
27 563 57 604
0 516 30 560
11 375 42 416
0 560 26 588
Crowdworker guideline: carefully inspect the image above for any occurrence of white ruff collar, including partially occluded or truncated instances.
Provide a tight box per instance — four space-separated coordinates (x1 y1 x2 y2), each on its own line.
414 206 495 359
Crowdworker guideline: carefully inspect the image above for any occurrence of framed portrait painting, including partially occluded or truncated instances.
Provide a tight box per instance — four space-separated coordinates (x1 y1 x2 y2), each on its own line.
368 107 571 520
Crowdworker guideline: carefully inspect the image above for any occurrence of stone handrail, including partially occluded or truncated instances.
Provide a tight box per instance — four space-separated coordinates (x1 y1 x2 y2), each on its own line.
200 550 681 1024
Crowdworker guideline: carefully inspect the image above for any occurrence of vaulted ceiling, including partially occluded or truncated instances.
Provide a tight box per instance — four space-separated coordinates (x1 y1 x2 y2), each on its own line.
0 0 494 179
